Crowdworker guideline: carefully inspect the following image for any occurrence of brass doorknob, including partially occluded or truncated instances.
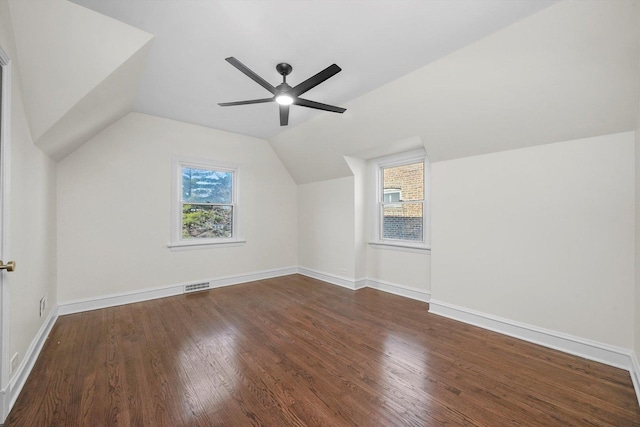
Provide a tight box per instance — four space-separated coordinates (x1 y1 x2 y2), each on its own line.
0 261 15 272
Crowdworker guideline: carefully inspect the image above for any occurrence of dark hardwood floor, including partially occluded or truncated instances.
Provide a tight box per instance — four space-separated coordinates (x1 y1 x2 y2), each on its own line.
7 274 640 426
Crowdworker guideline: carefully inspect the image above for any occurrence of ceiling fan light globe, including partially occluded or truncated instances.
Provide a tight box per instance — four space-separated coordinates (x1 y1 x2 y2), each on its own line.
275 94 294 105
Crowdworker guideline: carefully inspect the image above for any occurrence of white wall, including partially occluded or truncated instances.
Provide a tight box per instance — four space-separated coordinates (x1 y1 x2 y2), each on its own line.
0 0 58 380
367 248 430 291
431 132 635 349
297 176 356 280
57 112 297 302
345 156 367 280
297 163 432 295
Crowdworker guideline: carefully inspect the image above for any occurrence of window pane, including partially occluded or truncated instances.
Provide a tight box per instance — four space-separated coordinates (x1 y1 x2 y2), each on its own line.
182 167 232 204
383 203 423 241
382 162 423 202
383 189 401 203
182 204 233 239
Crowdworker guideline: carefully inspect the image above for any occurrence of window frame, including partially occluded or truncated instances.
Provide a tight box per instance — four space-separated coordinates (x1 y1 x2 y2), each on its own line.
371 149 430 252
169 156 244 250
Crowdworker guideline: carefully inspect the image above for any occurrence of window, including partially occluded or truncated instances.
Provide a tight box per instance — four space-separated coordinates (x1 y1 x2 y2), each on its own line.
170 157 242 248
372 150 430 251
383 188 401 204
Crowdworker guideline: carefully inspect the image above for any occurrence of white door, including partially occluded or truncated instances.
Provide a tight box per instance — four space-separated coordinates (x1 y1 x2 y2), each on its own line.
0 46 14 418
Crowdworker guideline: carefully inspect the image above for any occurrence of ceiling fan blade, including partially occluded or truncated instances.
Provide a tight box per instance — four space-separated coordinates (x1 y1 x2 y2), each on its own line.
225 57 276 94
218 97 274 107
294 98 346 113
279 104 289 126
290 64 341 97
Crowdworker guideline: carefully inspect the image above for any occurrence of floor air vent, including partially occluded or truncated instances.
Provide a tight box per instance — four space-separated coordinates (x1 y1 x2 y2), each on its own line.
184 282 210 293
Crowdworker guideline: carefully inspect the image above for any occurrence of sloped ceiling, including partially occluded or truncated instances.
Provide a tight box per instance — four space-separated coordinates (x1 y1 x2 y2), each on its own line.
8 0 153 160
70 0 556 140
269 0 640 184
6 0 638 176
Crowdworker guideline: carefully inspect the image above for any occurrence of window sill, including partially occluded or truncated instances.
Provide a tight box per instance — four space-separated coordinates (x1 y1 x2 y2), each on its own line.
368 241 431 254
168 239 247 251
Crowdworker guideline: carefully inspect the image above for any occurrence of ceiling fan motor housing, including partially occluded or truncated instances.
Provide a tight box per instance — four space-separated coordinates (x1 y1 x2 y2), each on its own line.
219 57 346 126
276 82 292 94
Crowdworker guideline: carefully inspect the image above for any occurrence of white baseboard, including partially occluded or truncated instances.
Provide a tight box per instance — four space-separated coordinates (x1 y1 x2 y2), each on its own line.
366 278 430 302
631 351 640 408
2 305 58 421
429 299 633 371
297 267 430 302
58 283 185 316
297 267 360 290
354 278 367 290
209 266 298 289
58 266 298 315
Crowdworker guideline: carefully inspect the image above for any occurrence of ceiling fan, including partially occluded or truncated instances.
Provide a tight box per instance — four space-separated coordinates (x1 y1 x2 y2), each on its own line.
218 57 346 126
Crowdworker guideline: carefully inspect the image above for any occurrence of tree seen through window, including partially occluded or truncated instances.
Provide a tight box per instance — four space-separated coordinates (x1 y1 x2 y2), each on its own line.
181 167 234 239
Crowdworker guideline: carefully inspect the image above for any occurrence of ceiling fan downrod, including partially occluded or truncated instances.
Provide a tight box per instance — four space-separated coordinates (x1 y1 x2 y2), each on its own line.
276 62 293 83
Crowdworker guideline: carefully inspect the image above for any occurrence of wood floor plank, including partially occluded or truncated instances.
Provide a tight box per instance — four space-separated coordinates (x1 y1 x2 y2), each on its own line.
7 274 640 426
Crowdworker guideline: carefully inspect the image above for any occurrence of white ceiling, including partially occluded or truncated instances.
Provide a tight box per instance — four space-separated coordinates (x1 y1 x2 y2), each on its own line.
9 0 154 160
69 0 557 140
269 0 640 183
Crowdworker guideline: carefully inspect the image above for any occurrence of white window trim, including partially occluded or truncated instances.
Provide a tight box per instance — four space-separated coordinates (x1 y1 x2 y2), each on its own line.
369 241 431 254
368 148 431 252
168 156 245 250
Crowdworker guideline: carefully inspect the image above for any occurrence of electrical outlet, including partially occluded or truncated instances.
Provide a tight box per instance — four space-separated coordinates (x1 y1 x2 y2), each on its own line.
10 353 18 374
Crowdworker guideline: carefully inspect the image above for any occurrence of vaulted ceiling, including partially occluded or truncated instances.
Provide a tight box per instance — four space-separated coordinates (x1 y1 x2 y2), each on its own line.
7 0 639 184
8 0 152 160
70 0 557 140
270 0 640 183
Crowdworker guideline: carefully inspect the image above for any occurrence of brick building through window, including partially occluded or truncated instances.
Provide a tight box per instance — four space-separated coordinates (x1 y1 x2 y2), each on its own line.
380 160 425 241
